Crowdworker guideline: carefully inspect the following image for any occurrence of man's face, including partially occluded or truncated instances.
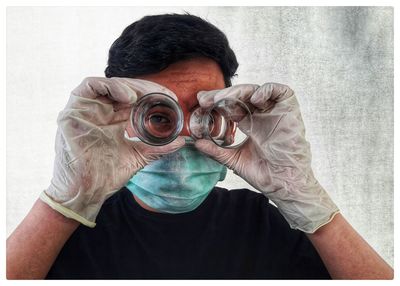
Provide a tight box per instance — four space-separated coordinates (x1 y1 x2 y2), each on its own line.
126 57 226 137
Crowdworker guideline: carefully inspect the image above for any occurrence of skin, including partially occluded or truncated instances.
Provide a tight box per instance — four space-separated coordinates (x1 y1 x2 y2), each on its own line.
127 57 226 212
7 199 80 279
307 214 393 279
6 57 393 279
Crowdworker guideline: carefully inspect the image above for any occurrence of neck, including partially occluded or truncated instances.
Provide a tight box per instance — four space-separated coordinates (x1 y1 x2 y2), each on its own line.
132 194 160 213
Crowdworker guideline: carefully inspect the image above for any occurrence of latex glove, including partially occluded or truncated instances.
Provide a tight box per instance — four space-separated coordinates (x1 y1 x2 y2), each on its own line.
40 77 185 227
195 83 339 233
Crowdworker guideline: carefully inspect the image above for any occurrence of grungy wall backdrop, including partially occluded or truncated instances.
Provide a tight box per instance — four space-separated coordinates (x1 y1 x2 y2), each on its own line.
7 7 393 266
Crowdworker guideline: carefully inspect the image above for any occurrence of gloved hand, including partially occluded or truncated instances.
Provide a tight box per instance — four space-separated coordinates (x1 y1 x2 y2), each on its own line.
195 83 339 233
40 77 185 227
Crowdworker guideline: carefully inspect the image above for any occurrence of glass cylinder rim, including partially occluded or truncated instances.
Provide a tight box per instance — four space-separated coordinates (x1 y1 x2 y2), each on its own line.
130 92 184 146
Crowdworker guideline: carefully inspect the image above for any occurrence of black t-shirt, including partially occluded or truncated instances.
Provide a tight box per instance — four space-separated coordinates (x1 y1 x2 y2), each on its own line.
46 187 331 279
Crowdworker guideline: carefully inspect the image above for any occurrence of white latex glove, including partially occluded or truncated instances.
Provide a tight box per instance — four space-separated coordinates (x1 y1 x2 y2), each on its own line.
40 77 185 227
195 83 339 233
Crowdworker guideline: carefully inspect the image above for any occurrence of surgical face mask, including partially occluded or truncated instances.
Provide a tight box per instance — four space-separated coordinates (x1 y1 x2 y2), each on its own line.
125 92 253 148
125 145 227 214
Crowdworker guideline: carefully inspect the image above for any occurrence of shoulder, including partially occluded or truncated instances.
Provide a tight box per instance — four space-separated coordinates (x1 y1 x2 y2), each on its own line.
102 188 130 207
212 187 303 232
212 186 268 203
212 186 279 213
95 188 134 226
210 187 281 220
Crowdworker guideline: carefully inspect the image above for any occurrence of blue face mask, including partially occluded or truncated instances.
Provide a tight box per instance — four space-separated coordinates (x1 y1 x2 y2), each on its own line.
125 145 227 214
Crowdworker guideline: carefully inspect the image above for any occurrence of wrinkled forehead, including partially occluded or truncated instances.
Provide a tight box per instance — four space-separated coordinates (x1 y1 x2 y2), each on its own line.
136 57 225 111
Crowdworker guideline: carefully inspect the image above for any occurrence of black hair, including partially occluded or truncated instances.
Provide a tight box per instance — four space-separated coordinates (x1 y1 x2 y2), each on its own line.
105 13 238 86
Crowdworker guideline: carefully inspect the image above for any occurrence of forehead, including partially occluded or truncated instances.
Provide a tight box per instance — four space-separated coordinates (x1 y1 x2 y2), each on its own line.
136 57 225 108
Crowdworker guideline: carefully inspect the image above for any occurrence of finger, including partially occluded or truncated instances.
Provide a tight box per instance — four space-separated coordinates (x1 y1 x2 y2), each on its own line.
113 102 132 112
214 84 259 104
197 89 220 109
250 83 294 110
71 77 178 106
68 77 179 126
194 139 236 168
124 117 137 138
133 136 186 160
61 95 131 126
109 107 132 124
197 84 259 109
71 77 137 104
84 106 131 126
221 122 236 146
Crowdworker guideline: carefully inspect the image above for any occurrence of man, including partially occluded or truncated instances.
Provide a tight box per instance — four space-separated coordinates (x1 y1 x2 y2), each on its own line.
6 13 393 279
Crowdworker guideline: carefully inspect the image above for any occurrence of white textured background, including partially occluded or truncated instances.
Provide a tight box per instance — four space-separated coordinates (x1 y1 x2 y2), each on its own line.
7 7 393 266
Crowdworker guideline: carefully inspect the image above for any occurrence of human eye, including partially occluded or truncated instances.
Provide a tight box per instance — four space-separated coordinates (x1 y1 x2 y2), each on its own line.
149 113 171 124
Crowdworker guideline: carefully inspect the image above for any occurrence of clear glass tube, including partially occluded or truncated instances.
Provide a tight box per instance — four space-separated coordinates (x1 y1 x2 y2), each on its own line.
130 93 183 146
189 98 252 148
129 93 253 148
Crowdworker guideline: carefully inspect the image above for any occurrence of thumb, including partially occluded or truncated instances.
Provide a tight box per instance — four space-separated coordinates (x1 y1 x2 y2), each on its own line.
194 139 236 168
135 136 186 159
154 136 186 155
